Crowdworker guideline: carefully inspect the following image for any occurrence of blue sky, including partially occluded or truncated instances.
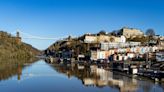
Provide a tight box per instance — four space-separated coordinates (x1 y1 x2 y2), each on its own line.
0 0 164 50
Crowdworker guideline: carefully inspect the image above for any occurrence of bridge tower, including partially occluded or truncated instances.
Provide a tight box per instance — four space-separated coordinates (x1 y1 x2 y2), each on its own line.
16 31 22 45
16 31 20 37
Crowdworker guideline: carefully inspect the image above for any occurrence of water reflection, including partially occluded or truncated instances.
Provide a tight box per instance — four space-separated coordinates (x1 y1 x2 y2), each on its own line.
0 58 38 81
0 60 163 92
50 63 164 92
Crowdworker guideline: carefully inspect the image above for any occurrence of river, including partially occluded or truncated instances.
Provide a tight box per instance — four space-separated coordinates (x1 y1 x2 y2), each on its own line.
0 60 164 92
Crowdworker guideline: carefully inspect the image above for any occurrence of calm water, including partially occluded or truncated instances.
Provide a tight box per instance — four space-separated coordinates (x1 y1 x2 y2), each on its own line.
0 60 164 92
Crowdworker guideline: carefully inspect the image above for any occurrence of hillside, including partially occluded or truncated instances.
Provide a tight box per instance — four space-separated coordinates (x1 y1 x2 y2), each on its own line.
0 31 40 59
44 29 161 60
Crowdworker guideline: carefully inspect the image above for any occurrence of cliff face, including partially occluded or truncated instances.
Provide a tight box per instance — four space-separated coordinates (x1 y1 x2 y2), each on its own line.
0 31 40 59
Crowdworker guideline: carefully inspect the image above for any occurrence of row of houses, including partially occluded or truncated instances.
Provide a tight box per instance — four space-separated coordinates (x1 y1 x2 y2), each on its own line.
100 42 141 50
91 46 159 61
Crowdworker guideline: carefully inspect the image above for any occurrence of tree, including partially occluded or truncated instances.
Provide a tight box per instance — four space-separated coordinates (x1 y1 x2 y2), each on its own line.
110 30 118 36
146 29 156 46
146 29 155 36
98 30 106 35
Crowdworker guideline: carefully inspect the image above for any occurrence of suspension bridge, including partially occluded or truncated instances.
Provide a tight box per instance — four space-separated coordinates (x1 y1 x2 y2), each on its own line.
11 30 75 41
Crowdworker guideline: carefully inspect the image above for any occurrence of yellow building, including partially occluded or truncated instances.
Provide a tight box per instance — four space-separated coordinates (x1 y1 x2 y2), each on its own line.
120 27 144 38
84 34 122 43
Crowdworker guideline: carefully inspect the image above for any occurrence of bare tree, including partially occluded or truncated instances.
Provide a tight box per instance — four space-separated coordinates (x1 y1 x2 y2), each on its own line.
146 29 156 46
146 29 155 36
98 30 106 35
110 30 118 36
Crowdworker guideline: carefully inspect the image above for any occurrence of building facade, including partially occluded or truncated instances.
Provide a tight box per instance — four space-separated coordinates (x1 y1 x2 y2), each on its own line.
120 27 144 38
84 35 124 43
